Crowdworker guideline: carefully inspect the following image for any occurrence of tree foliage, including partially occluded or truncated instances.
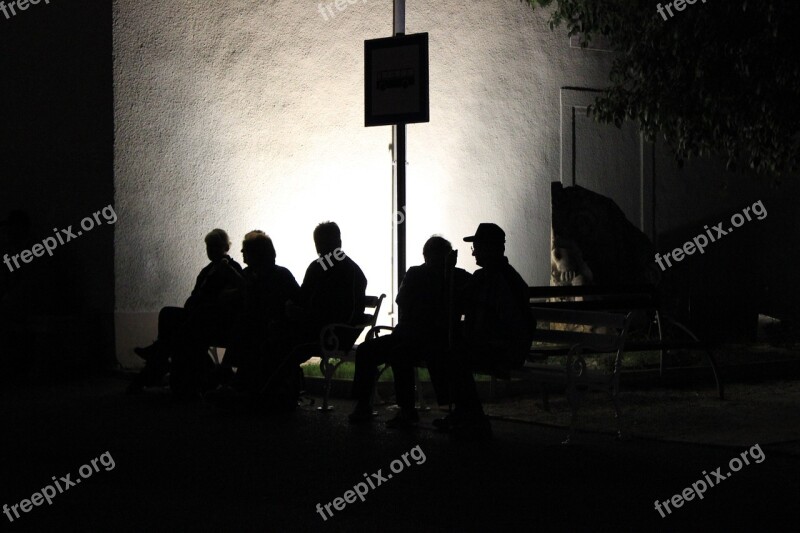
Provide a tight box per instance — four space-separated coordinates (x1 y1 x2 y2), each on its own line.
523 0 800 176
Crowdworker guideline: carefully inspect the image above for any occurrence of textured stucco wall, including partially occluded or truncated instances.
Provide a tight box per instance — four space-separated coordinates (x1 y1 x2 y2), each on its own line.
113 0 620 364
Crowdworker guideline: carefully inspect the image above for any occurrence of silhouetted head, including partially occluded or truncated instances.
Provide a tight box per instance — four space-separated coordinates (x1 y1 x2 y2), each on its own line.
422 235 453 271
463 223 505 267
204 229 231 263
313 221 342 256
242 230 276 268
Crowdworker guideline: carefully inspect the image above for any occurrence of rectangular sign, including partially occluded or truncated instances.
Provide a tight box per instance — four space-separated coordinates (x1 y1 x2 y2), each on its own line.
365 33 429 127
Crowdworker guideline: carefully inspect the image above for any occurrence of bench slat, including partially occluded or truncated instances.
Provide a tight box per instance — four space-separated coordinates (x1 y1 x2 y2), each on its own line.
528 284 655 299
528 297 654 312
532 329 620 352
531 306 628 329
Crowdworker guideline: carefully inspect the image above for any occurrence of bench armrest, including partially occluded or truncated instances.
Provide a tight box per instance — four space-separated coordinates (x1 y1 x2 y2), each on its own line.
319 323 369 358
367 325 394 340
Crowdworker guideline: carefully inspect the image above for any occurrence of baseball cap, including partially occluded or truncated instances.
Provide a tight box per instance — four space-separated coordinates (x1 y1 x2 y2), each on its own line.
463 223 506 244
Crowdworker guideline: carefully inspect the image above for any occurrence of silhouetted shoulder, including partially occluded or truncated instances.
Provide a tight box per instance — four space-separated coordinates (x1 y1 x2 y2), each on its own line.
274 265 300 291
454 267 472 282
405 265 426 277
226 256 244 273
301 259 325 287
503 262 528 292
343 256 367 282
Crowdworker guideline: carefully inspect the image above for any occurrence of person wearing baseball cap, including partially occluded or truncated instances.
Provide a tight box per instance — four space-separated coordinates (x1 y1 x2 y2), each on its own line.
434 223 532 439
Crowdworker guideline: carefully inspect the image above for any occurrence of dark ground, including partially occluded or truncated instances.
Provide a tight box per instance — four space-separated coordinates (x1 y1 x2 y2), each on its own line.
2 378 799 532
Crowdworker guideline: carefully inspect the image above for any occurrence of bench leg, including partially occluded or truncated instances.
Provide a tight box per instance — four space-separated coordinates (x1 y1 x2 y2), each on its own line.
415 368 430 411
610 385 624 441
703 349 724 400
655 310 666 376
318 360 336 411
372 364 390 407
563 385 579 445
538 381 551 412
665 317 725 401
563 353 582 445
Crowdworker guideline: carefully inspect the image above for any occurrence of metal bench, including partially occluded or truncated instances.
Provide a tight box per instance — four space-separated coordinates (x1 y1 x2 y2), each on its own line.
512 306 633 443
317 294 387 410
524 284 723 400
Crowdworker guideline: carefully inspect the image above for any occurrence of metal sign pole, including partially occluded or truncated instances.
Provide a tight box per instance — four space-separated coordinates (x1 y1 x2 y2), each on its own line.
393 0 407 291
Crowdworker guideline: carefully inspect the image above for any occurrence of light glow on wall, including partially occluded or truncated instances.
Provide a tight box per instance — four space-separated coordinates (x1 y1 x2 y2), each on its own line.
113 0 579 363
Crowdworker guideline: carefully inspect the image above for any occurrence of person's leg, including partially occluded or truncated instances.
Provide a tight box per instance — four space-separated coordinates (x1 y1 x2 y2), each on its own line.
170 340 214 397
431 344 493 436
126 354 169 393
133 306 187 361
420 341 452 406
389 340 418 412
351 335 395 410
129 307 190 391
168 307 224 397
454 364 483 413
448 346 493 439
383 339 428 428
453 345 492 414
158 306 186 340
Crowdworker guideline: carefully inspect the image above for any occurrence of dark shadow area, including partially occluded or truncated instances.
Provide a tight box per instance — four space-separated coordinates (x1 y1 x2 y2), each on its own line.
0 0 114 381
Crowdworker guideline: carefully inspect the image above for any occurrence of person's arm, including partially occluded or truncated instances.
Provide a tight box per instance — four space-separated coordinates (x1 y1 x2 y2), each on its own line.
327 266 358 325
217 258 246 286
184 265 211 309
324 260 366 326
396 266 422 309
452 269 473 316
278 268 301 310
286 262 317 320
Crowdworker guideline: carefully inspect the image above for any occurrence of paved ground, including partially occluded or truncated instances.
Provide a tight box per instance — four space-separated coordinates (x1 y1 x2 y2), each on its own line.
2 378 799 532
481 380 800 449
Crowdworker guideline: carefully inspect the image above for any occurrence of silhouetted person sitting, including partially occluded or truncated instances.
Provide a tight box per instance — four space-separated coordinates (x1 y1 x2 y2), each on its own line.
348 236 471 427
434 223 532 440
128 229 243 395
281 222 368 360
219 230 300 396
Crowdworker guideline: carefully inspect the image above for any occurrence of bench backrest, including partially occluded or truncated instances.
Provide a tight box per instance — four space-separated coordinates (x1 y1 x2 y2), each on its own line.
529 284 658 312
530 306 633 354
319 294 387 357
361 294 387 329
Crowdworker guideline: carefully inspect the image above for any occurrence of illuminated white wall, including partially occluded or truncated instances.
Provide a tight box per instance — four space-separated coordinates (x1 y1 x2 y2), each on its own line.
112 0 616 365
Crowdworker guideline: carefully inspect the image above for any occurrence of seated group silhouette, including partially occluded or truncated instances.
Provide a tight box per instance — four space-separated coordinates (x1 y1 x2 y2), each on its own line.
130 221 531 439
